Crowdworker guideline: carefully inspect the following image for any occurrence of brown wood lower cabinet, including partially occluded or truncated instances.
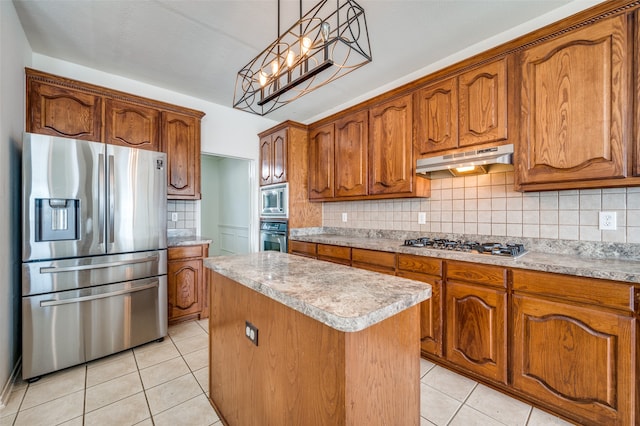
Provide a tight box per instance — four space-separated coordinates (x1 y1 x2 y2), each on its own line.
167 244 209 324
512 270 638 426
288 241 639 425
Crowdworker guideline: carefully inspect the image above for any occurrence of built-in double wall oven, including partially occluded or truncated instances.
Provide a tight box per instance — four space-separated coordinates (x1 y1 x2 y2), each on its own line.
259 220 288 253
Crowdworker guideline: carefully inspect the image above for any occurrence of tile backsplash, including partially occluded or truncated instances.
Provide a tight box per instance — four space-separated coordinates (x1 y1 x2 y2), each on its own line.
322 172 640 244
167 200 200 234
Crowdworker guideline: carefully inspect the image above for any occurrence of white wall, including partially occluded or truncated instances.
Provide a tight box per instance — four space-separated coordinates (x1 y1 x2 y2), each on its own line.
201 155 221 255
0 0 32 405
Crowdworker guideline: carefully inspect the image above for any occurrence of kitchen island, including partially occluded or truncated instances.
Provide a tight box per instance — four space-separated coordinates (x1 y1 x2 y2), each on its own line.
204 252 432 426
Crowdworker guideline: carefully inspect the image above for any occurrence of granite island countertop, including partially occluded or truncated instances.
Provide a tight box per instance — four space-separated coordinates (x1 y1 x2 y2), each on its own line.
290 233 640 284
204 251 432 332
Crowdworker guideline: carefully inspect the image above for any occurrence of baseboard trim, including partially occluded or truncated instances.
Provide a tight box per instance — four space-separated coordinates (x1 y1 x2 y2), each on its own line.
0 357 22 409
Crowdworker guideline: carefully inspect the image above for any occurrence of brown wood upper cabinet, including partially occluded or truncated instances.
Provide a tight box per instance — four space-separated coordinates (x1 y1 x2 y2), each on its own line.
515 15 629 190
635 9 640 177
369 93 415 195
26 68 205 200
308 110 368 200
259 128 287 186
27 78 103 142
163 111 201 199
415 57 509 155
104 99 160 151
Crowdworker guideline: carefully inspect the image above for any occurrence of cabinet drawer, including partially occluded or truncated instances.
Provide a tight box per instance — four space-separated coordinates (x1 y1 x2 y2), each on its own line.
397 254 442 277
512 269 636 313
168 245 206 260
317 244 351 265
446 261 506 288
352 249 396 273
289 241 317 258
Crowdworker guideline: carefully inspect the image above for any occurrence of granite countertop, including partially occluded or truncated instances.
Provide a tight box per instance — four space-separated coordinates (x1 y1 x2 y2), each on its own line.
290 234 640 284
167 235 213 247
204 251 432 333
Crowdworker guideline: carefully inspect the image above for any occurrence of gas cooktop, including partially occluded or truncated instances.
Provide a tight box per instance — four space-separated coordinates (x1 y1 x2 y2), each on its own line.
402 238 527 259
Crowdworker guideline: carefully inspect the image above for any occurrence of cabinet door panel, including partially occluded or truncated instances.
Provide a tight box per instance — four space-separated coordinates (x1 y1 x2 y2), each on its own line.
459 59 508 147
512 294 635 426
163 111 200 199
259 136 272 185
517 16 627 185
446 281 507 383
415 78 458 154
369 94 413 195
335 111 368 197
308 124 335 199
168 258 202 318
635 10 640 177
398 271 443 357
27 81 102 141
271 129 288 184
105 99 160 151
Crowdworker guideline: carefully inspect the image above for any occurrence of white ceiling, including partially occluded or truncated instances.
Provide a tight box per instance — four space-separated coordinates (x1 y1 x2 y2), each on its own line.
13 0 598 123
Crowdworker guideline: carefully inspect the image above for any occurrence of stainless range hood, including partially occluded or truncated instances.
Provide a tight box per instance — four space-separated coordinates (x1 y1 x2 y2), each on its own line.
416 144 514 178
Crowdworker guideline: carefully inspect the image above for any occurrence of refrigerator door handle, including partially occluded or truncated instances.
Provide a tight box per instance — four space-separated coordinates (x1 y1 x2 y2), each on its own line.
108 155 115 244
39 254 160 274
98 153 105 245
39 281 159 307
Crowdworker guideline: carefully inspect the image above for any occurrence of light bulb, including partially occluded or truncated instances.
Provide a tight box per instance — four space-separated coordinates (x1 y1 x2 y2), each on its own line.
271 60 279 75
321 22 330 42
259 71 267 87
301 37 312 55
454 166 476 173
286 50 295 68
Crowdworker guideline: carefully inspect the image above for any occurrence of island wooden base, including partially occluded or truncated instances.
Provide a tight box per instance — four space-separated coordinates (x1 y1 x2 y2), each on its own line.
208 271 421 425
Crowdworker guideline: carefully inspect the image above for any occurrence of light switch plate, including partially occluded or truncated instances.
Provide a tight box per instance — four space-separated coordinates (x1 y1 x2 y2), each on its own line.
418 212 427 224
171 212 178 222
341 212 348 222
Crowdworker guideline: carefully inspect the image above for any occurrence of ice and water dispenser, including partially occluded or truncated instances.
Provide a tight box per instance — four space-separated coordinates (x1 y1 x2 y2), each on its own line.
35 198 80 241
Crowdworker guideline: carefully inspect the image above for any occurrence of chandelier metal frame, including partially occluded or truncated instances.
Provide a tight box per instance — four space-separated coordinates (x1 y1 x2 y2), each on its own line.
233 0 372 116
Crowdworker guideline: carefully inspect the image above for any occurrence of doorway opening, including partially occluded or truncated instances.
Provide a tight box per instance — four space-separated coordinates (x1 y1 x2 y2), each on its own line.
201 154 253 256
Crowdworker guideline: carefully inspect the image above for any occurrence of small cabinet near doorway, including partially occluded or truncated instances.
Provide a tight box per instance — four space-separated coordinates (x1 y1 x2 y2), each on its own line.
168 244 210 324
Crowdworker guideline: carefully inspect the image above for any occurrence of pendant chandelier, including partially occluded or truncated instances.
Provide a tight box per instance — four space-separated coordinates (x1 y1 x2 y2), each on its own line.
233 0 372 116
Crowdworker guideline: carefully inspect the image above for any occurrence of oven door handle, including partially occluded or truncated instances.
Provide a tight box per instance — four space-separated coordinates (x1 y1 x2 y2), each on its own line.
39 254 159 274
39 281 159 307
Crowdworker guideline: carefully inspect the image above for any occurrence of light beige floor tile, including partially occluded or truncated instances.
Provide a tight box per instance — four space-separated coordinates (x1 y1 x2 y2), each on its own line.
183 347 209 371
466 384 531 426
420 358 436 379
423 365 477 401
84 392 150 426
449 405 506 426
193 366 209 394
1 385 26 415
14 389 84 426
58 416 84 425
140 356 190 390
87 349 133 370
420 416 437 426
20 366 86 410
134 336 175 354
133 418 154 426
153 394 219 426
0 413 17 426
85 371 143 413
168 321 206 342
420 382 461 426
173 333 209 356
527 407 575 426
197 318 209 333
145 373 202 415
133 340 181 369
86 351 137 388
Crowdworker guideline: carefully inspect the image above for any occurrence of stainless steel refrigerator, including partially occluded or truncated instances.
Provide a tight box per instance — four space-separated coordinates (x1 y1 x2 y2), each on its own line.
21 132 168 380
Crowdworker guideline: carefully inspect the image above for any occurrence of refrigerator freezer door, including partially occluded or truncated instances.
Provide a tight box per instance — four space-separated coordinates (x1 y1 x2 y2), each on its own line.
23 133 105 261
107 144 167 254
22 276 168 380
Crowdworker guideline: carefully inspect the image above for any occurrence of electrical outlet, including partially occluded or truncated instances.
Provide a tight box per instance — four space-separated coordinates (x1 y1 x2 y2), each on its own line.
418 212 427 225
599 211 617 231
171 212 178 222
245 321 258 346
341 212 348 222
